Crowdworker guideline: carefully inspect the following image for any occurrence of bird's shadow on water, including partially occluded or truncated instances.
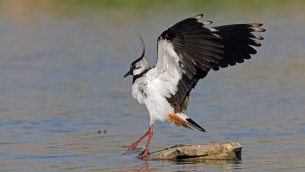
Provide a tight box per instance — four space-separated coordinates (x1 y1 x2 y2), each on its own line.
121 147 242 171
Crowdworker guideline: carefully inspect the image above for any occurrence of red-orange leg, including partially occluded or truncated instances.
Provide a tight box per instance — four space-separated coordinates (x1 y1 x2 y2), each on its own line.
124 125 153 150
138 125 153 158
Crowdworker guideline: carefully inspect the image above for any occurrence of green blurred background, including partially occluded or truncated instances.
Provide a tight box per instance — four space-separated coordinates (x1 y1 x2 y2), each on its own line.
1 0 304 17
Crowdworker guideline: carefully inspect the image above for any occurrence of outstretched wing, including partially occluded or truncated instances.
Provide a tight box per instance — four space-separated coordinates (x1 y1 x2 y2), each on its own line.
154 14 265 112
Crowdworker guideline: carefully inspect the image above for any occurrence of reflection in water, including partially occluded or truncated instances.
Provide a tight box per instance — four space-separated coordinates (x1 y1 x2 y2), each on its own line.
158 159 242 170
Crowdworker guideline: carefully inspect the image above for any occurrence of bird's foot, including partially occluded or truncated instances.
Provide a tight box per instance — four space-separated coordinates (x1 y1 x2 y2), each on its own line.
138 149 149 158
124 143 138 149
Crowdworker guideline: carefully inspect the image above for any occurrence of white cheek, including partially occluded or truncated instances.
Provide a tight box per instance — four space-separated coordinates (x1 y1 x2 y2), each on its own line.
133 68 144 75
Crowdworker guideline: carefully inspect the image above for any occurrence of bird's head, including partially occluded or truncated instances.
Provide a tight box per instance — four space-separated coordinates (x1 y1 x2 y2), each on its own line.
124 34 150 78
124 56 149 78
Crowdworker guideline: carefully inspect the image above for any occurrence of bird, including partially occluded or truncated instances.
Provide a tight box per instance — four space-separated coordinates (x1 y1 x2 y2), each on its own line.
123 14 265 158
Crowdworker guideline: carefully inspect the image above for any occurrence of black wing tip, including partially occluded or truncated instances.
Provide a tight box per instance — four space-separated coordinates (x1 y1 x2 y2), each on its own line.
191 14 203 19
186 118 206 133
249 23 266 32
251 33 264 40
252 27 266 33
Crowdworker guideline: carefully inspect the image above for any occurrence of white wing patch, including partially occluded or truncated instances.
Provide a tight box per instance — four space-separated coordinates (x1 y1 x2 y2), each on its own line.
148 39 184 98
166 42 183 86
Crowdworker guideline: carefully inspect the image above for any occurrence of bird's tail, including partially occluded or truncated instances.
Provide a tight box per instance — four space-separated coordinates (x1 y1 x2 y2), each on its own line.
167 112 206 132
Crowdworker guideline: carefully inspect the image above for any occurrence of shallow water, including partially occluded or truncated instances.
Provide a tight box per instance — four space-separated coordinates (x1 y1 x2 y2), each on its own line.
0 1 305 171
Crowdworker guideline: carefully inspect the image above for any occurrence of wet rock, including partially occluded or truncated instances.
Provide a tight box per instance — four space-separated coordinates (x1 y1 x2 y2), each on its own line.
148 142 242 160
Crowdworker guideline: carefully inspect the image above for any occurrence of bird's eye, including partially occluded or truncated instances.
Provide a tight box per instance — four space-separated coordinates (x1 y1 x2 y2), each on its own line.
131 64 137 69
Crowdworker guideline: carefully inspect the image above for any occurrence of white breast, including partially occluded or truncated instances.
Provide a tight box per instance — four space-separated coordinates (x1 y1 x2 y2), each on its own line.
132 67 182 123
132 79 147 104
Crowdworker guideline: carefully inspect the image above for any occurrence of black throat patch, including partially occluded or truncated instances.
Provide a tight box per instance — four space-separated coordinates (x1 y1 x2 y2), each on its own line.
132 68 150 83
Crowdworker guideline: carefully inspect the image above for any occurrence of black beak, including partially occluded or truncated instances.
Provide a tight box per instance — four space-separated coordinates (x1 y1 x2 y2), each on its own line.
123 70 132 78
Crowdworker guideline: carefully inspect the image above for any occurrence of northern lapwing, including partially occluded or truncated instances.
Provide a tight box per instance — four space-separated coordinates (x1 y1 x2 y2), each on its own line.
123 14 265 158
